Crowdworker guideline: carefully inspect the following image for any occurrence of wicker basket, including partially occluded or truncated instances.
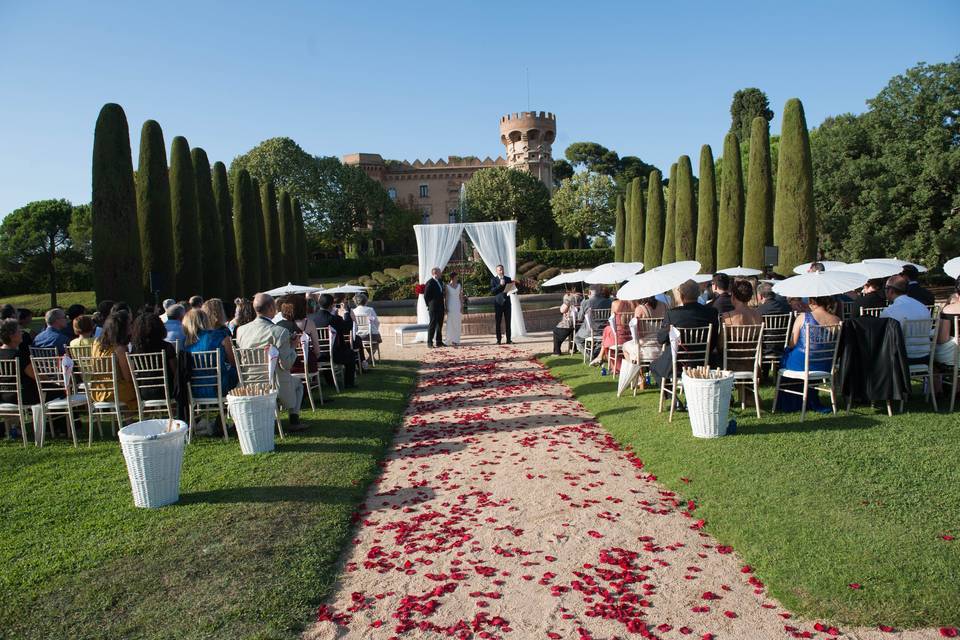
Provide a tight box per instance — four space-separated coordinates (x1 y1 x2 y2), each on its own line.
681 371 735 438
226 391 278 454
118 420 188 508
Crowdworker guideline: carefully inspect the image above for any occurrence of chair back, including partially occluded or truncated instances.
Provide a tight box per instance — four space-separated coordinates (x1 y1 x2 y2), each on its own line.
802 323 842 373
0 359 24 410
31 355 75 398
75 355 121 404
926 304 941 317
761 313 791 357
840 300 856 321
188 350 223 400
901 317 937 360
630 317 664 342
316 326 336 359
860 306 884 317
126 351 174 406
355 314 371 334
722 324 763 372
588 308 611 334
671 325 712 371
235 347 275 388
29 346 58 358
67 344 93 360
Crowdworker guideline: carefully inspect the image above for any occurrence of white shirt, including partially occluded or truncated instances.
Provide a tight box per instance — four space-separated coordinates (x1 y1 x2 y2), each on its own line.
353 304 380 335
881 294 932 359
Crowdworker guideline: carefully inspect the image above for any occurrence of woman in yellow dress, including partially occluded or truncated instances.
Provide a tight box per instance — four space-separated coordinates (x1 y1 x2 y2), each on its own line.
90 310 137 407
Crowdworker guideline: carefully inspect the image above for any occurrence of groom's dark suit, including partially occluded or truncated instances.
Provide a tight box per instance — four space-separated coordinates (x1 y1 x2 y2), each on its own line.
424 276 445 347
490 274 513 344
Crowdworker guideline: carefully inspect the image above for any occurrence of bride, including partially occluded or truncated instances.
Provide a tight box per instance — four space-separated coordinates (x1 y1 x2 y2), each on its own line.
445 271 466 346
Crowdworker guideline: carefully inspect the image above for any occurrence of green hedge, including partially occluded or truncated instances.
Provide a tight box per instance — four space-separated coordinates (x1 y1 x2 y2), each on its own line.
308 254 412 278
515 249 612 270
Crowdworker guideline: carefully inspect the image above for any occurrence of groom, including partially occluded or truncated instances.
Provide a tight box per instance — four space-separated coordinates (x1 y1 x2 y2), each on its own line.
490 264 513 345
424 266 445 348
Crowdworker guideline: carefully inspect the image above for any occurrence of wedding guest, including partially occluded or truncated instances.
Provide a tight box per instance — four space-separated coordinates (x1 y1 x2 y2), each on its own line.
163 304 187 350
130 312 178 401
852 278 887 316
591 294 636 367
881 275 933 361
32 308 70 355
312 293 357 387
353 293 381 363
551 287 583 356
276 301 299 335
651 280 720 380
92 300 112 337
91 311 136 407
202 298 230 331
17 308 34 350
775 296 841 412
935 277 960 367
159 298 175 323
0 319 38 406
63 304 87 339
287 294 322 374
722 280 762 327
574 285 612 356
619 297 668 389
902 264 935 306
183 307 238 397
188 295 204 310
0 304 15 321
230 298 256 334
756 282 791 316
708 273 734 314
69 315 96 349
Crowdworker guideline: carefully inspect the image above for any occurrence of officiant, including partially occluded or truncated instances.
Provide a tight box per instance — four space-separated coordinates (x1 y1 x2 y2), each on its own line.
490 264 513 345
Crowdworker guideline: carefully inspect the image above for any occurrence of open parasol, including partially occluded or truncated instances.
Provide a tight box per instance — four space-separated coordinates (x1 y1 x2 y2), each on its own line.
584 262 645 284
772 271 866 297
615 261 700 300
541 269 593 287
717 266 763 277
792 261 849 274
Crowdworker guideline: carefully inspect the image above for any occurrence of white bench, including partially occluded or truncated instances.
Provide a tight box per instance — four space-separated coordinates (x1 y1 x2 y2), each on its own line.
394 324 429 348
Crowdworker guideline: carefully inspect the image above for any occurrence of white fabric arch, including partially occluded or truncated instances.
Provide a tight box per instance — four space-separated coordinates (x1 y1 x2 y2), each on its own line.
413 220 526 340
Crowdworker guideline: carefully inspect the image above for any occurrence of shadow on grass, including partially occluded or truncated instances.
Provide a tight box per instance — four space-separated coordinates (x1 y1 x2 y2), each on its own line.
181 484 357 505
278 440 382 455
737 414 882 435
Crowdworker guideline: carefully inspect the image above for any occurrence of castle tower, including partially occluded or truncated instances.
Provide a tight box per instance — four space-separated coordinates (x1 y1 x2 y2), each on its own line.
499 111 556 192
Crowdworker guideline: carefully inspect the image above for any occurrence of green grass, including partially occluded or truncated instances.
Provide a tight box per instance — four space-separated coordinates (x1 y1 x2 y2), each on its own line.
0 360 418 640
541 355 959 629
0 291 96 314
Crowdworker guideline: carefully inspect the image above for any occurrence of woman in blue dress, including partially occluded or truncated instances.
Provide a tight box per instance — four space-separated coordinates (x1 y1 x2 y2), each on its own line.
183 308 238 398
776 296 841 412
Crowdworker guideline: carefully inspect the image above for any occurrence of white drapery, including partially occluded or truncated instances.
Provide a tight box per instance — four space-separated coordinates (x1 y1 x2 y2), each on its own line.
413 220 526 340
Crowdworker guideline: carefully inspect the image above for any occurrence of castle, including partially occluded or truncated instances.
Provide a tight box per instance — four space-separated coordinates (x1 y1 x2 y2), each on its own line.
343 111 556 226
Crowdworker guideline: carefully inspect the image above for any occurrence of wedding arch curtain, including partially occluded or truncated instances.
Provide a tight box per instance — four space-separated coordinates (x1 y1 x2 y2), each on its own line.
413 223 465 340
463 220 527 338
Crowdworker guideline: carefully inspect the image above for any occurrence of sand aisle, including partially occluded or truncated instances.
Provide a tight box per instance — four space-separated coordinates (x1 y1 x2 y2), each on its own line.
305 344 939 640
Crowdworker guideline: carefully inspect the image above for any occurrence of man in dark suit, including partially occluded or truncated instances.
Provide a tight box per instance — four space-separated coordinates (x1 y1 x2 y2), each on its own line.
652 279 720 379
902 265 934 306
708 273 735 314
756 282 792 316
490 264 513 345
424 267 445 348
311 293 357 387
852 278 887 316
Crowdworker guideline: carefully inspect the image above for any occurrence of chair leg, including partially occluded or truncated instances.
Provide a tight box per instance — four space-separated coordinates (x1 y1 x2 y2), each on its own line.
316 375 324 405
951 366 958 413
658 377 666 413
275 410 285 440
886 400 893 416
753 378 762 419
303 376 316 411
187 406 195 444
772 373 783 413
800 378 809 423
929 374 939 412
828 377 837 414
219 403 229 442
668 379 676 423
330 365 341 393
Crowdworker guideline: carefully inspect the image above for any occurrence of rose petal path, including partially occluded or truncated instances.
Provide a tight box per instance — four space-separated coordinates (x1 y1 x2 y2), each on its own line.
305 344 943 640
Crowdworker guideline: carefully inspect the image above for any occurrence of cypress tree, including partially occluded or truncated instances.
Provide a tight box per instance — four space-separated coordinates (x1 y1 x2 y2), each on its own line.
674 155 697 261
695 145 717 273
212 161 239 298
261 181 283 285
661 162 678 264
743 117 775 269
233 170 261 296
628 177 644 265
773 99 816 273
278 190 296 282
169 136 202 298
250 177 270 288
613 194 626 262
716 132 745 270
643 170 665 269
192 148 226 298
135 120 173 299
293 198 308 282
624 188 633 261
91 103 143 308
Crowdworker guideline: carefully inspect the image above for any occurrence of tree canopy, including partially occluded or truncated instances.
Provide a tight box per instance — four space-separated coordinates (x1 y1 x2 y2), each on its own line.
464 167 553 244
730 88 774 144
0 199 75 307
563 141 659 191
551 171 617 245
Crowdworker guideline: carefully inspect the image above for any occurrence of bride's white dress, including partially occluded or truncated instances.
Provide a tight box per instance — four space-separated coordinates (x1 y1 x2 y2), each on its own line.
445 283 463 345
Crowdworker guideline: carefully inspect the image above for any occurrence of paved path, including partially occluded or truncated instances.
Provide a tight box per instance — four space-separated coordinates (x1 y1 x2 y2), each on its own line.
305 343 941 640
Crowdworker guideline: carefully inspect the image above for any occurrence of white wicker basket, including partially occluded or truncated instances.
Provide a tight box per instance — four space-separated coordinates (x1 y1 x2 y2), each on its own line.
681 371 735 438
227 391 278 454
118 420 188 508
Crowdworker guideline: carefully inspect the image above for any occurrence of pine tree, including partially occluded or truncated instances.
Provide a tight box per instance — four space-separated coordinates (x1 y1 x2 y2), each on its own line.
135 120 173 299
233 169 261 296
673 155 697 261
261 181 283 286
661 163 678 264
250 177 270 288
613 194 626 262
169 136 202 298
293 198 308 282
91 103 143 307
716 132 745 270
212 161 239 298
773 99 816 273
742 117 775 269
278 190 296 283
628 177 644 265
643 170 665 268
695 145 717 273
191 148 226 298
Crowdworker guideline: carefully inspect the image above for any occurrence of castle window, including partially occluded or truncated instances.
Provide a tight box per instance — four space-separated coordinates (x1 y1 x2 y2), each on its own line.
419 184 429 198
387 188 396 200
421 209 430 224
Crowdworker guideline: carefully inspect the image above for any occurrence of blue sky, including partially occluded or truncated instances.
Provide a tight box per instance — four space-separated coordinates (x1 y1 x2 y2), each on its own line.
0 1 955 216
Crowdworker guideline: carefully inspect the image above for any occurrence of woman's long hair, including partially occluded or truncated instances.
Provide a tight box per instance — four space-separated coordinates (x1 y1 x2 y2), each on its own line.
130 312 167 353
97 311 131 350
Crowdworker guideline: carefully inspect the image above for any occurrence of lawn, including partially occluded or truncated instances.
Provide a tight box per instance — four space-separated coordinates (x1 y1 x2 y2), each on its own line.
541 354 959 629
0 290 96 313
0 359 418 640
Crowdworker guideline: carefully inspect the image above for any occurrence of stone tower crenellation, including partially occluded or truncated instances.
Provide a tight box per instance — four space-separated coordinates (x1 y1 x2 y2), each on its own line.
499 111 556 192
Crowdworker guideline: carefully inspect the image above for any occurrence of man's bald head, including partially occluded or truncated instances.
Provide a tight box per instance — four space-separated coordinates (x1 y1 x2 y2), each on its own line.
253 293 276 316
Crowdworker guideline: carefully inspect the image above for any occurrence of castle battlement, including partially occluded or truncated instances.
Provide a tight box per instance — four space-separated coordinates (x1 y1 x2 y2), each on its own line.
500 111 556 123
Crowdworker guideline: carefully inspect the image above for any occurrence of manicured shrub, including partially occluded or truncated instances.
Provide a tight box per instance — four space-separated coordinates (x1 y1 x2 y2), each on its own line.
135 119 173 299
643 169 665 269
232 169 261 296
717 132 745 270
260 181 283 286
661 163 678 264
539 267 561 280
628 177 644 265
614 194 626 262
278 190 296 284
250 178 270 288
743 116 775 269
212 161 239 298
673 155 697 261
191 148 225 298
169 136 202 298
293 198 308 282
773 99 816 273
695 145 717 273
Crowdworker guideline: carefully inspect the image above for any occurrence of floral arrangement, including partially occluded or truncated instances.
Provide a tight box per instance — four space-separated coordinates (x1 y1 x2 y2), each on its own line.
414 283 426 295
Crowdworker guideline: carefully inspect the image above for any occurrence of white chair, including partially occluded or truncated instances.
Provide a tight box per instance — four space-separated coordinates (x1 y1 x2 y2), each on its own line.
773 323 842 422
606 312 634 372
900 316 939 413
582 308 611 363
316 326 344 393
293 338 324 411
658 325 713 422
840 300 856 321
722 324 764 418
75 354 129 444
31 355 87 447
354 315 380 365
126 352 176 422
627 317 664 395
761 313 792 376
29 346 58 358
860 306 885 318
0 359 33 446
941 316 959 413
234 347 285 439
187 350 228 443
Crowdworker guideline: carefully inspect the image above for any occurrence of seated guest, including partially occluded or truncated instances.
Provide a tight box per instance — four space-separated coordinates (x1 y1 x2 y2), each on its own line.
902 264 934 307
591 295 636 367
722 280 762 327
788 297 809 314
63 304 87 340
275 301 299 335
756 282 791 316
130 312 179 401
91 311 137 407
282 295 322 374
551 287 583 356
188 295 204 310
619 297 667 389
652 279 720 380
881 275 933 361
935 277 960 367
16 308 34 354
229 298 256 334
852 278 887 316
0 304 15 321
163 303 187 349
202 298 230 332
775 296 841 412
236 293 305 429
312 293 357 388
183 308 238 396
708 273 734 314
69 315 96 349
574 285 612 356
32 308 71 355
159 298 176 323
352 293 382 345
92 300 112 337
0 318 39 406
807 262 825 272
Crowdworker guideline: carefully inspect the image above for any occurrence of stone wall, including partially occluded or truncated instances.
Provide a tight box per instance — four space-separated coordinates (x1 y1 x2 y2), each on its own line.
379 306 560 336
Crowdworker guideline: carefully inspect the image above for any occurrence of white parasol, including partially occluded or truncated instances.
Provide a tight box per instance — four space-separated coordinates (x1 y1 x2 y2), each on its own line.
772 271 866 297
265 282 322 296
692 273 713 284
943 257 960 280
320 284 368 294
541 269 593 287
863 258 928 273
615 261 700 300
792 261 849 274
584 262 645 284
717 265 763 277
844 261 903 281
